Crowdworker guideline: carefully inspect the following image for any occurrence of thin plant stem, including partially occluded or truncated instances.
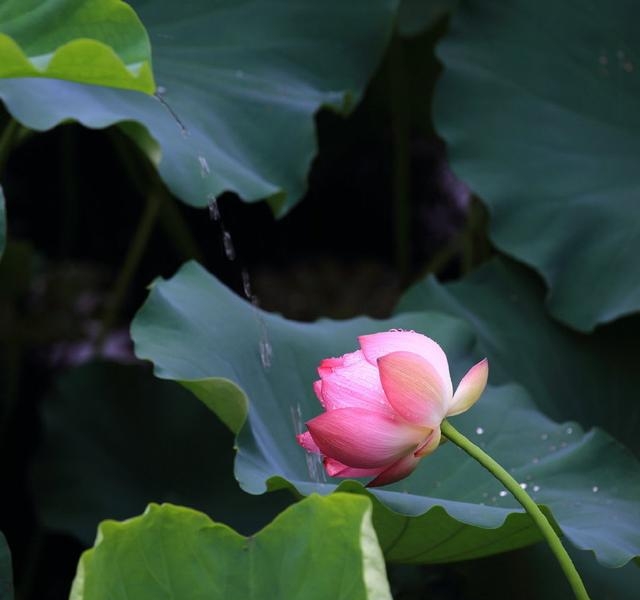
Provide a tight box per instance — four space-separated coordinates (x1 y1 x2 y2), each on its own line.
108 129 203 263
94 187 161 349
440 420 590 600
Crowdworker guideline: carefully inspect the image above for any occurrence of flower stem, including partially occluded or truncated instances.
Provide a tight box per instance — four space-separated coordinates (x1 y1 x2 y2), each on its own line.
440 420 590 600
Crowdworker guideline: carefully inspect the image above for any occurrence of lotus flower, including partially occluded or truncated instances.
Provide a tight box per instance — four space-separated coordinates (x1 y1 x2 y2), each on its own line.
296 330 488 487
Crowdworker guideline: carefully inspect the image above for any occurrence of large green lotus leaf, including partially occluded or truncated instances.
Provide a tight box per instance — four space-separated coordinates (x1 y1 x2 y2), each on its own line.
32 361 291 545
0 532 11 600
0 1 396 214
70 496 391 600
131 261 640 569
397 257 640 455
0 0 153 93
434 0 640 331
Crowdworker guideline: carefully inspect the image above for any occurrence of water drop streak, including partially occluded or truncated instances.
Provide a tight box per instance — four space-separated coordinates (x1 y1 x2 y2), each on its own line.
153 92 189 137
240 267 272 369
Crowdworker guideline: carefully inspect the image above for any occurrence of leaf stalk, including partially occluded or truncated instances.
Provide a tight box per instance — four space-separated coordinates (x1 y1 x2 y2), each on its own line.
440 420 590 600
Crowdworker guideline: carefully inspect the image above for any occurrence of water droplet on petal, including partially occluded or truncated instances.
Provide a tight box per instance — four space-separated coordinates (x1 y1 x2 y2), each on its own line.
592 485 599 493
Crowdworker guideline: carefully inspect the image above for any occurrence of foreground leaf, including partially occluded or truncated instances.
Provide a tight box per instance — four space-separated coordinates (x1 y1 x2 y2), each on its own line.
0 0 154 93
131 262 640 569
70 495 391 600
0 532 11 600
0 0 396 214
397 258 640 455
32 361 290 544
434 0 640 331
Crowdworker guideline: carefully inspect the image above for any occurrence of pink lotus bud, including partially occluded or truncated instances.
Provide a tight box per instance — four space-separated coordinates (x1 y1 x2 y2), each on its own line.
297 330 488 487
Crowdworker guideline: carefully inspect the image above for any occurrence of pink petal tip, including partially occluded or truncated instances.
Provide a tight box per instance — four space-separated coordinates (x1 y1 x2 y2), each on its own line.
448 358 489 416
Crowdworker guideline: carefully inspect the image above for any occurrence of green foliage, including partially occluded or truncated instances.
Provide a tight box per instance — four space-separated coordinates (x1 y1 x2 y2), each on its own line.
0 0 154 93
70 495 391 600
0 532 11 600
131 262 640 569
2 0 640 597
0 0 396 214
398 258 640 454
435 0 640 332
33 362 290 544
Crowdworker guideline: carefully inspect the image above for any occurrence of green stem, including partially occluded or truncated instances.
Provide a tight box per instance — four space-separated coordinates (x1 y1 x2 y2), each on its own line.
440 420 590 600
94 187 161 349
108 129 203 263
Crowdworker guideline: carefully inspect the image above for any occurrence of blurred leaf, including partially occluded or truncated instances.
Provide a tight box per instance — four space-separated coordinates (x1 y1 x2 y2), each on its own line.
0 0 396 214
70 495 391 600
435 0 640 331
131 261 640 570
0 0 154 93
397 0 456 37
32 362 291 545
0 532 11 600
397 257 640 455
